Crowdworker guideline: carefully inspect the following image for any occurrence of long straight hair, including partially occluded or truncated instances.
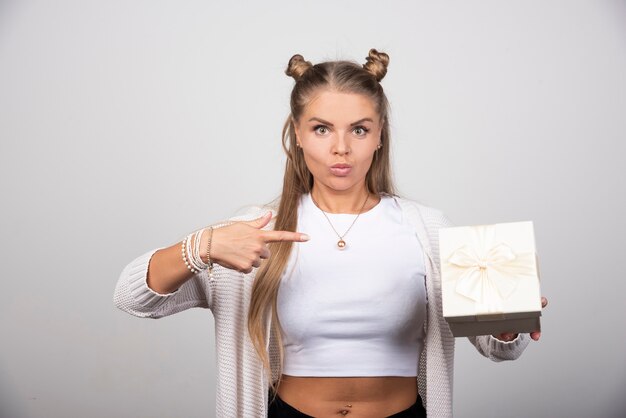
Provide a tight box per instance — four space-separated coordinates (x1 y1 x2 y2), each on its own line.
247 49 396 395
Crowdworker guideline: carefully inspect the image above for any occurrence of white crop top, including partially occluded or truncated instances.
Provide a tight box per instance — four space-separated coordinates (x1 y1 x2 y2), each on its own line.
276 193 427 377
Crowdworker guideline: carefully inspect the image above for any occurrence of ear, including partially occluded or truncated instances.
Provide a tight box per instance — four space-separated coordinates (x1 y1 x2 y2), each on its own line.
292 117 301 142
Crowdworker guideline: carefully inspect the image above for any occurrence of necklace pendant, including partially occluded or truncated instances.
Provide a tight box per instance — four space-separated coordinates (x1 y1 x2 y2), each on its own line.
337 239 346 250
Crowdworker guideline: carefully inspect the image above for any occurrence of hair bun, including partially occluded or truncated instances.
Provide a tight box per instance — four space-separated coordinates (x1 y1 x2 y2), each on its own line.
286 54 313 81
363 48 389 82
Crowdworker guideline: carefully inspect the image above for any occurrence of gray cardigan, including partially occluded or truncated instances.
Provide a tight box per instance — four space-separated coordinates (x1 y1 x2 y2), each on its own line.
113 196 530 417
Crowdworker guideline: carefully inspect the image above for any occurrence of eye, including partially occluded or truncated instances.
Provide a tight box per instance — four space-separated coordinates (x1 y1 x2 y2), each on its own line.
313 125 329 135
353 126 370 137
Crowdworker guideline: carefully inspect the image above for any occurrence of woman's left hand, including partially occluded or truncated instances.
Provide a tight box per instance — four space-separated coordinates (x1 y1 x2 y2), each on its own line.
494 296 548 342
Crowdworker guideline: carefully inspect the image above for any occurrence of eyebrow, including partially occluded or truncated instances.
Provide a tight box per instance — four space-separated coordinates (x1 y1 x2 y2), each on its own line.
307 117 374 126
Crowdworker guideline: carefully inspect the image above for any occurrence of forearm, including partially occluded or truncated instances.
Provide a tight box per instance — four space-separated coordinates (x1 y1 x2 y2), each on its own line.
147 230 209 294
114 246 210 318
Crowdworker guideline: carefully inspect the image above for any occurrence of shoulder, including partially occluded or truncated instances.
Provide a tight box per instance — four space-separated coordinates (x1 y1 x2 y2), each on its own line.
391 195 455 229
220 198 280 229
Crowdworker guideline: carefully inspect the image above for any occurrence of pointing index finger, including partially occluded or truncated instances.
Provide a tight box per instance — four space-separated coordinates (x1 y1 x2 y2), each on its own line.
262 230 310 243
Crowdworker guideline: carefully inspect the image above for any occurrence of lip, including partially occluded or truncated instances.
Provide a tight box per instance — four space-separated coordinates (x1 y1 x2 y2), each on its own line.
330 163 352 177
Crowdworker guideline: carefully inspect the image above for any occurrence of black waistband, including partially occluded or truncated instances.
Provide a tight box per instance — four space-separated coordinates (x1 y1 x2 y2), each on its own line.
267 391 426 418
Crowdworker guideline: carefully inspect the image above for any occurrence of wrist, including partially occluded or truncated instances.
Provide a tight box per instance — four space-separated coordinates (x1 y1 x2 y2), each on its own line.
182 227 215 278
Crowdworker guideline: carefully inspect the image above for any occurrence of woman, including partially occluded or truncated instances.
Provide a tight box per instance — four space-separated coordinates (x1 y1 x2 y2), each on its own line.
114 49 546 418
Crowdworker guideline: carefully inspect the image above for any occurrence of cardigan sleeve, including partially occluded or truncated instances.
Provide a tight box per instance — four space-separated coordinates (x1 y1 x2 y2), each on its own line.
437 210 531 361
467 333 530 361
113 248 210 319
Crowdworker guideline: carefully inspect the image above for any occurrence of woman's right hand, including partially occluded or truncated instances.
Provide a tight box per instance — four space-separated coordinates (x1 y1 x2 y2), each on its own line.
207 212 309 274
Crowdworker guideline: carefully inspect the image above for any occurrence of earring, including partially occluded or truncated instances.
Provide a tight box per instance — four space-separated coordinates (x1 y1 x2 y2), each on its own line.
377 143 382 149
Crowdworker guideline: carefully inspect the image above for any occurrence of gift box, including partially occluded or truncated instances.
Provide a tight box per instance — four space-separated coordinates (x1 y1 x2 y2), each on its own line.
439 221 542 337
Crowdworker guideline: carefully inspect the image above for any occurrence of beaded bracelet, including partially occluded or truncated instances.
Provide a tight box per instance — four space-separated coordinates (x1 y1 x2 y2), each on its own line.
189 230 206 272
181 235 199 274
206 227 214 280
181 228 215 278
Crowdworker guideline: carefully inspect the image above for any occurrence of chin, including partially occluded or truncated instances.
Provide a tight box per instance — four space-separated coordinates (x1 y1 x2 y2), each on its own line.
323 178 362 192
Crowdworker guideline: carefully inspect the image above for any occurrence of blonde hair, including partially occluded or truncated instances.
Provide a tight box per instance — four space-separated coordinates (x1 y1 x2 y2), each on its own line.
247 48 396 396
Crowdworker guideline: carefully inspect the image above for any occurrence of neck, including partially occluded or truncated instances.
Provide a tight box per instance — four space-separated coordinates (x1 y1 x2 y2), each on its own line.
310 181 375 214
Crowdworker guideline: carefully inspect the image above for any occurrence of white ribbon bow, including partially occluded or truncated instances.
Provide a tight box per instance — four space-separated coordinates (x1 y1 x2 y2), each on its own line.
446 225 535 305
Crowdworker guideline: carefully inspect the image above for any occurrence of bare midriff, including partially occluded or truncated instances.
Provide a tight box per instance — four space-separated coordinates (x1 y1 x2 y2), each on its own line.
276 375 419 417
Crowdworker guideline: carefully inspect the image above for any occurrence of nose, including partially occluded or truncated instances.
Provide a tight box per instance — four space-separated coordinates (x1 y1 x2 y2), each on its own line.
332 132 351 156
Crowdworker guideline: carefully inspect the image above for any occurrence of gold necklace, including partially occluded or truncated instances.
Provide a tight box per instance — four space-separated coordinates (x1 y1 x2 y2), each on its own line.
310 193 369 250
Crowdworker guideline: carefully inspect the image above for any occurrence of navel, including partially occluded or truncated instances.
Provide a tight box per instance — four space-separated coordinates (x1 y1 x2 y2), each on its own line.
338 404 352 415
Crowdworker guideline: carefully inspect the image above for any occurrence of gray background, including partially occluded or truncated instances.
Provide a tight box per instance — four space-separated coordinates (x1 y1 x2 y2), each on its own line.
1 0 624 417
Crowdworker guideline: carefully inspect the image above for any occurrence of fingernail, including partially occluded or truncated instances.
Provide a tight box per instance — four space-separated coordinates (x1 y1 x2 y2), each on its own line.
301 234 310 241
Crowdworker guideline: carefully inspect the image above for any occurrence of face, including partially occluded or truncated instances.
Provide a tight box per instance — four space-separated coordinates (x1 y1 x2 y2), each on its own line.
294 90 382 195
